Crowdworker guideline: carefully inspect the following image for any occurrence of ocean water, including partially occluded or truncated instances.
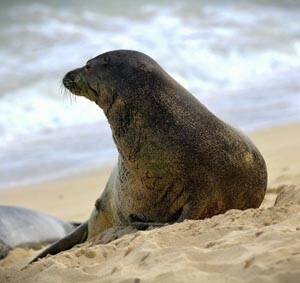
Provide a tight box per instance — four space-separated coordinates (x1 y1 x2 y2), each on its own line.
0 0 300 189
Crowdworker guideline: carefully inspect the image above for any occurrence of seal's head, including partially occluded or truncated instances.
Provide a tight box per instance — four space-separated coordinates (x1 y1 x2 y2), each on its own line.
63 50 162 115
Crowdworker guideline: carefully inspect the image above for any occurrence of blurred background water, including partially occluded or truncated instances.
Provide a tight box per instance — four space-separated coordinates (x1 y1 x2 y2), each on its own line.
0 0 300 189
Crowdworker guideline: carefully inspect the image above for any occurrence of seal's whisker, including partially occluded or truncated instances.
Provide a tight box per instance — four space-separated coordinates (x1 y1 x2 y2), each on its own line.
71 91 77 104
60 84 67 101
60 82 66 96
61 83 77 105
59 82 70 104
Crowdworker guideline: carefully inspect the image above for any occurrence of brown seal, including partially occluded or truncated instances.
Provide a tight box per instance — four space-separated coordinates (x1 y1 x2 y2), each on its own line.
29 50 267 264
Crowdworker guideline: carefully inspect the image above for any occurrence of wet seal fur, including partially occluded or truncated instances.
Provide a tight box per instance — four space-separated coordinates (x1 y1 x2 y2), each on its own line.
29 50 267 264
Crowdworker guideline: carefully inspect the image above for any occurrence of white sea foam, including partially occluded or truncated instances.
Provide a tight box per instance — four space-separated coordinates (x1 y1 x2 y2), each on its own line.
1 6 300 130
0 81 104 144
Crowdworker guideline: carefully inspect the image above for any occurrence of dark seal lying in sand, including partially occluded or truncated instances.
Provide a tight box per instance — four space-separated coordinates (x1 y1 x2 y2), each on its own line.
29 50 267 264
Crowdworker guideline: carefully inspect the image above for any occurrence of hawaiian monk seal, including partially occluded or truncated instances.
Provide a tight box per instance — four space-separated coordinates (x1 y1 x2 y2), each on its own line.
0 206 77 259
30 50 267 264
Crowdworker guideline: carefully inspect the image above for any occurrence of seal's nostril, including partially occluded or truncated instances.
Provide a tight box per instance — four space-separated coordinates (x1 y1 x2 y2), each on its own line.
63 76 73 88
63 69 81 88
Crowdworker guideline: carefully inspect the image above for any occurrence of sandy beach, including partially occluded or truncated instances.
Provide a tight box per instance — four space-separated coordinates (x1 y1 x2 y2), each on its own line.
0 123 300 282
1 2 300 282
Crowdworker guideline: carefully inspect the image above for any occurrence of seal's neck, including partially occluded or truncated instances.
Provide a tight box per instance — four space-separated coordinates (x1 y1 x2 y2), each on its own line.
105 73 215 170
107 97 142 164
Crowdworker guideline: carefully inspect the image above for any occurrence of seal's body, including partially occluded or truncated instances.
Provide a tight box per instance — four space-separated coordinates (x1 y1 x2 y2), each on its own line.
0 206 76 259
30 50 267 264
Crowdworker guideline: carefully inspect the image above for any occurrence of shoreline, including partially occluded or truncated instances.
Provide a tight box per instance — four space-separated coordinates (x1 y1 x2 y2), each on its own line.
1 117 299 191
0 121 115 191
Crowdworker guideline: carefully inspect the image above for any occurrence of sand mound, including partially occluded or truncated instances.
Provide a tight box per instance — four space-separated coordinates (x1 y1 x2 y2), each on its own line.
1 185 300 283
274 185 300 207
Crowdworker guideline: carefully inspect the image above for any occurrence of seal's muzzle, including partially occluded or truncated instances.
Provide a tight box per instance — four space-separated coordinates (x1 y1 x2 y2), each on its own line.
63 70 77 90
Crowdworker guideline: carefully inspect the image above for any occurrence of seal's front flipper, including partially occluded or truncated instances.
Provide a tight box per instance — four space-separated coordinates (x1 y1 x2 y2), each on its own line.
26 221 88 266
129 221 167 230
128 214 167 230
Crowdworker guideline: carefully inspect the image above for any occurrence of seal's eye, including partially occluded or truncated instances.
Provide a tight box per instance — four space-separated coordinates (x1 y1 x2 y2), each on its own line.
85 62 92 71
